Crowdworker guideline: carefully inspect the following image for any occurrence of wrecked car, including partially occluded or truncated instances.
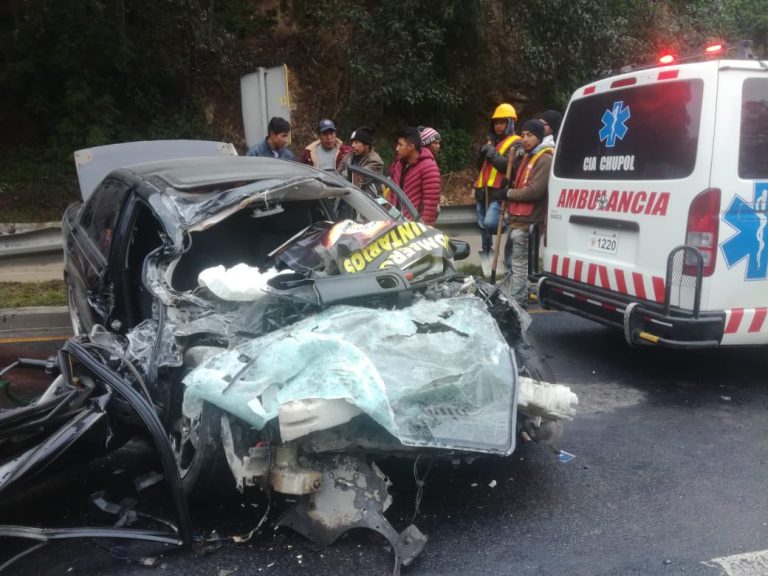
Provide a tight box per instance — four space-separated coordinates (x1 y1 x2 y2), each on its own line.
2 142 577 572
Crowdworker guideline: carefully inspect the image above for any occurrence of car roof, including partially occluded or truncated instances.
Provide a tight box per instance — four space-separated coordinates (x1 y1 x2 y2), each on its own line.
123 156 332 192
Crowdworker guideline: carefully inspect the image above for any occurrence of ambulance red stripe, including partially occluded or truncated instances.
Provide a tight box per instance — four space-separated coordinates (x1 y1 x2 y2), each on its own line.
724 308 744 334
587 263 597 285
574 260 584 282
652 277 665 303
614 269 628 294
748 308 767 333
598 265 610 289
548 253 666 303
632 272 647 300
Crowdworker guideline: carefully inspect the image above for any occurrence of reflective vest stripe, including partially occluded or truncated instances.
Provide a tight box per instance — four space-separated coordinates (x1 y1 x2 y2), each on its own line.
507 146 554 217
474 135 521 188
514 146 553 189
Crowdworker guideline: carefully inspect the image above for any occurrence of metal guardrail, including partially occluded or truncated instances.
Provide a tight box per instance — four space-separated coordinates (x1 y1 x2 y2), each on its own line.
0 226 63 260
436 204 475 229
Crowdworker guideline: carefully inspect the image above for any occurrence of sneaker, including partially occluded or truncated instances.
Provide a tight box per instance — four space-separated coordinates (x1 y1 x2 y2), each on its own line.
479 252 493 277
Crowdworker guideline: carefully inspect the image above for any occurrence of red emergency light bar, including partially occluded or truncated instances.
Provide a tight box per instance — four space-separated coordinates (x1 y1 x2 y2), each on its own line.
705 43 725 53
659 54 675 64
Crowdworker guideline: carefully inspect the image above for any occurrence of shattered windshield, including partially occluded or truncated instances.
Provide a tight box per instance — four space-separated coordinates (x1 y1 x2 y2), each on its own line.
183 297 518 455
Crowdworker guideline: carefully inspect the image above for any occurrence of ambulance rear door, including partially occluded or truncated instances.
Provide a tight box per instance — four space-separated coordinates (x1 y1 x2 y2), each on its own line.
711 62 768 344
547 62 719 308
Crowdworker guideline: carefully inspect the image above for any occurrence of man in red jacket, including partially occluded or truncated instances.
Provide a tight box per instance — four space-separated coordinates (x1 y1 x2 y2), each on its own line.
389 127 441 226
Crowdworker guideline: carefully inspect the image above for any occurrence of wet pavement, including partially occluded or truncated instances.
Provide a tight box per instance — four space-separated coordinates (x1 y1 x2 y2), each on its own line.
1 310 767 575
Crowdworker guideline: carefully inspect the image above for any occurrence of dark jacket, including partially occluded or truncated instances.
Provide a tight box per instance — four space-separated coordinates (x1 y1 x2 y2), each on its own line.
246 139 296 160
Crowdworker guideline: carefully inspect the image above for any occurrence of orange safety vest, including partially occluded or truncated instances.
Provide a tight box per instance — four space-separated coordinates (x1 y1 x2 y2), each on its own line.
507 146 553 216
474 134 521 189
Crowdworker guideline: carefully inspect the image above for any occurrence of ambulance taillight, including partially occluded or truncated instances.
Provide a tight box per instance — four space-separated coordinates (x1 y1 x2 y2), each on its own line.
685 188 721 276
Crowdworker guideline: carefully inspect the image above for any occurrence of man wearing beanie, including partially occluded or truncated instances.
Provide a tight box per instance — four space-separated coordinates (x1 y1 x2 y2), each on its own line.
300 119 351 172
418 126 441 159
474 103 523 260
338 126 384 182
246 116 295 160
535 109 563 146
503 118 554 308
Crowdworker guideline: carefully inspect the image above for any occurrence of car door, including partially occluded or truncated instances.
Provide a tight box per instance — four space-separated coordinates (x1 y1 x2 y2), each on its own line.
66 177 131 332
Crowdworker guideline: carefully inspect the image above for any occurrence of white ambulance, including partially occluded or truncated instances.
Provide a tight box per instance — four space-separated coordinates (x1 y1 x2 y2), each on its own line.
537 46 768 348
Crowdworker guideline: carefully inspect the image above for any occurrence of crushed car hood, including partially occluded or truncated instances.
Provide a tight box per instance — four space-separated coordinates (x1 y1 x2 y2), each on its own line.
183 296 518 455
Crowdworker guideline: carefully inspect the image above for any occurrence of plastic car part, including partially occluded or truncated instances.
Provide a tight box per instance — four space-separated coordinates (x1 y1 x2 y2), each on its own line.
278 398 363 442
269 443 322 495
276 455 427 576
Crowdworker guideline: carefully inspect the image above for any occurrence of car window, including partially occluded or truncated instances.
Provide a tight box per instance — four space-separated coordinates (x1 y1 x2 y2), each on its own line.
739 78 768 179
79 178 129 259
555 79 704 180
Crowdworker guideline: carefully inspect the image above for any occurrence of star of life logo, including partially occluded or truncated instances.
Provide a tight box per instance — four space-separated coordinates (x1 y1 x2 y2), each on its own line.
721 182 768 281
599 101 631 148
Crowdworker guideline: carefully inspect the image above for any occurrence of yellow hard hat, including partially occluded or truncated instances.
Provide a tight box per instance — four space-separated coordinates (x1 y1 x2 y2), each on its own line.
492 103 517 120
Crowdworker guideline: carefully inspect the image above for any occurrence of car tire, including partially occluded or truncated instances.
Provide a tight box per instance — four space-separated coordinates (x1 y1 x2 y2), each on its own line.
171 400 234 502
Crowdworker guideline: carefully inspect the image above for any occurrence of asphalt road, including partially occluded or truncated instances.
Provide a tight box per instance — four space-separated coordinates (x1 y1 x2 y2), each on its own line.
1 310 767 576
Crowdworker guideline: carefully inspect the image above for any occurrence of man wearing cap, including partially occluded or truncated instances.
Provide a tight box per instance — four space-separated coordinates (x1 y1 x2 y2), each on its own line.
503 119 554 308
535 110 563 147
300 119 352 172
474 103 522 259
418 126 441 159
389 127 441 226
338 126 384 180
246 116 296 160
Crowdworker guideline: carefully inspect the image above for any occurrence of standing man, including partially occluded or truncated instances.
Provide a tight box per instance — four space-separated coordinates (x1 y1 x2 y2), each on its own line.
418 126 442 159
300 119 351 172
535 110 563 147
504 119 553 308
246 116 295 160
474 103 521 258
389 127 441 226
338 126 384 179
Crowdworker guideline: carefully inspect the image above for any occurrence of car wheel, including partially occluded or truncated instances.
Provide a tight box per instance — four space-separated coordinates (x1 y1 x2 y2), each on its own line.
170 400 233 501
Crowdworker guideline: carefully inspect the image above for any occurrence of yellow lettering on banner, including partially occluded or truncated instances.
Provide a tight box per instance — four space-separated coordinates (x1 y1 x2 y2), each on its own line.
351 253 366 271
362 246 375 263
379 235 392 251
399 223 415 242
368 242 382 259
390 230 403 248
344 259 356 273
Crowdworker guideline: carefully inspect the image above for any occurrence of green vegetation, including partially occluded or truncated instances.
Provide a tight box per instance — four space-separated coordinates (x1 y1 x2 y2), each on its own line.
0 281 67 308
0 0 763 222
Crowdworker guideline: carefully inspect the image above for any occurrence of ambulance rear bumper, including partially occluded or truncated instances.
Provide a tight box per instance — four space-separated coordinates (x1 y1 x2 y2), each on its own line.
536 274 725 349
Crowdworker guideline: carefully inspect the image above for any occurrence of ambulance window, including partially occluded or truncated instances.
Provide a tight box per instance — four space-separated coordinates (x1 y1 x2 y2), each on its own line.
555 79 704 180
739 78 768 179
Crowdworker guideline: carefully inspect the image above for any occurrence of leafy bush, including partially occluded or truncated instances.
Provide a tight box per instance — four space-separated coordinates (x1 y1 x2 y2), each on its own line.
436 128 473 174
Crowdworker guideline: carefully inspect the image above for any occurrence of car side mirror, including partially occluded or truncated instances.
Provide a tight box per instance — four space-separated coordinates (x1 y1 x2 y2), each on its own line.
449 239 470 261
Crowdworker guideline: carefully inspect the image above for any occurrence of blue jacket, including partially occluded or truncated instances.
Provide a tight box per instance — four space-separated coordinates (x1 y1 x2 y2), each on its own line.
246 138 296 160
